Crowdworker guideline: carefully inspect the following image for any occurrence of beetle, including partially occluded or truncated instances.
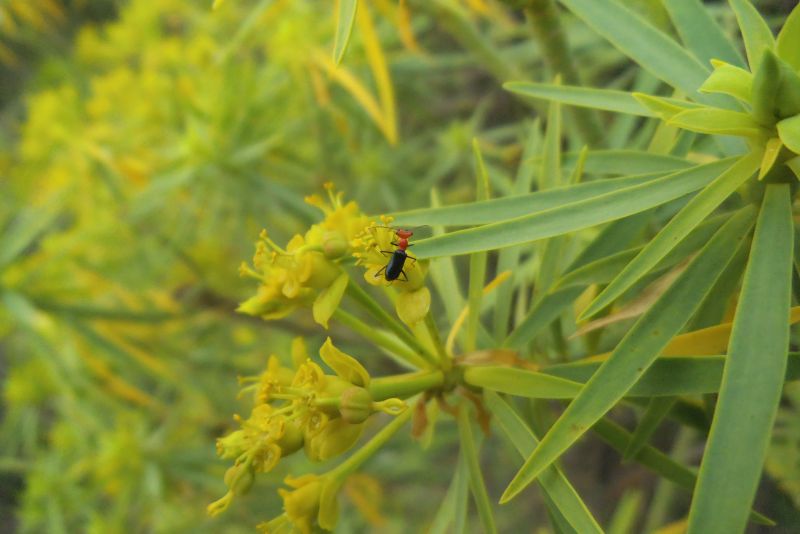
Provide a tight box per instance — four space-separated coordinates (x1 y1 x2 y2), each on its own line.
374 228 417 282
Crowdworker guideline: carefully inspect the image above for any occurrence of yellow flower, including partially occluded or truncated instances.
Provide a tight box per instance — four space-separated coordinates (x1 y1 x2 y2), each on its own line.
352 218 427 291
258 474 342 534
238 184 372 327
209 338 406 517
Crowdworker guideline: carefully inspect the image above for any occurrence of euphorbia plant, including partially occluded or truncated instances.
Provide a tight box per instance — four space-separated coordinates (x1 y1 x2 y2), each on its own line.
209 1 800 532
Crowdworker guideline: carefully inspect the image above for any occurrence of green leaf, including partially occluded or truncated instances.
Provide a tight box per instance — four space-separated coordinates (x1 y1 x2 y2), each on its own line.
463 366 582 398
787 156 800 180
633 93 704 120
484 392 603 534
591 418 774 526
333 0 358 64
505 82 656 116
411 159 734 259
776 4 800 70
775 57 800 118
429 453 469 534
494 120 542 340
668 107 766 137
758 137 782 179
687 184 793 534
466 140 490 351
535 97 566 298
504 286 586 349
558 0 710 98
540 95 562 191
500 209 755 503
777 114 800 153
623 397 677 461
582 153 760 320
750 49 780 126
662 0 745 68
457 407 497 534
564 150 693 177
544 353 800 397
607 491 642 534
699 60 753 103
427 189 465 326
390 173 663 227
557 213 726 290
729 0 775 70
0 206 59 271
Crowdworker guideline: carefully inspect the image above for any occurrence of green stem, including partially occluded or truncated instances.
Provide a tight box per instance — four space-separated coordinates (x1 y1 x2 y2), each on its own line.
345 282 437 363
424 313 451 371
524 0 605 146
313 397 341 408
330 407 413 478
368 370 445 400
332 308 429 369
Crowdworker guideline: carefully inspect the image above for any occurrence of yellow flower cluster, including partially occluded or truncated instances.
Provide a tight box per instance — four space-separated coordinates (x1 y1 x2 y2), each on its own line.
237 184 372 327
208 337 405 519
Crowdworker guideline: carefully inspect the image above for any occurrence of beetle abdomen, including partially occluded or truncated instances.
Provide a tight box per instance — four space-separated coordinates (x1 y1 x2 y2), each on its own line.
385 250 407 281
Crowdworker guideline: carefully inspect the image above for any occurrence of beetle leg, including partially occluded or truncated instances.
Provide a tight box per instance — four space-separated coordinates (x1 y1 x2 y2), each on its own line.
399 270 409 282
374 265 387 278
380 250 393 256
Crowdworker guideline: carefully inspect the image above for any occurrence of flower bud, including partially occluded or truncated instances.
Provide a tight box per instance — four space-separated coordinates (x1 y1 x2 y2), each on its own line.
322 231 348 259
216 430 247 460
338 386 374 424
224 463 255 496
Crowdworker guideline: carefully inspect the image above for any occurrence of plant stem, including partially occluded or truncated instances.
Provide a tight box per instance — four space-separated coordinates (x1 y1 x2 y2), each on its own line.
332 308 430 369
345 282 437 363
524 0 605 146
424 313 451 371
331 407 413 478
368 370 445 400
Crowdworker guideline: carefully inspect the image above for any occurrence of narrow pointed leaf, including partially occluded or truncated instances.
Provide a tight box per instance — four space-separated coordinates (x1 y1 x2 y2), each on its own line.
410 159 735 259
662 0 745 67
333 0 358 64
505 82 656 116
591 418 774 526
729 0 775 70
564 150 693 175
582 152 760 320
687 184 793 534
777 114 800 153
557 0 710 98
668 108 765 138
429 453 469 534
485 392 603 534
623 397 677 460
504 286 586 349
494 120 542 340
543 353 800 397
463 366 582 398
699 60 753 103
500 209 755 503
776 4 800 70
390 172 662 227
457 407 497 534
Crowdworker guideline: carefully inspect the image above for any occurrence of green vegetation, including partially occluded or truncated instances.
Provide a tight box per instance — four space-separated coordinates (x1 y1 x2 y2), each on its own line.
2 1 800 532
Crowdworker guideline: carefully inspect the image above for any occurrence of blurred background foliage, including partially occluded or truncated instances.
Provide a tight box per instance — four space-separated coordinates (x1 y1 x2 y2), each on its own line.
1 0 799 533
